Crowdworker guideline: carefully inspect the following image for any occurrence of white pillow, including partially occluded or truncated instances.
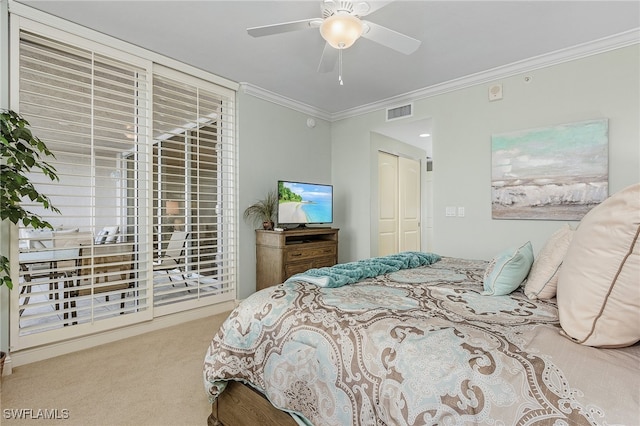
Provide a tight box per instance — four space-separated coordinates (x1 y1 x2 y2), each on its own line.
557 183 640 348
94 230 108 245
102 226 119 243
524 224 573 300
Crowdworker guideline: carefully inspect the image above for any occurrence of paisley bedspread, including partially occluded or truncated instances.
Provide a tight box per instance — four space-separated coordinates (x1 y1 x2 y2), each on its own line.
203 257 640 425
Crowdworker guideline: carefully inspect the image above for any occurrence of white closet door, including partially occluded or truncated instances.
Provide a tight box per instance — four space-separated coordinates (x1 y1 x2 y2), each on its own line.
377 152 421 256
377 152 399 256
399 156 421 252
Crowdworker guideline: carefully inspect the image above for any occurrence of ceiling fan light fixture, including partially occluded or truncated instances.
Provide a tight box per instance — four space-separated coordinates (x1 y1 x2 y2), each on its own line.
320 12 363 49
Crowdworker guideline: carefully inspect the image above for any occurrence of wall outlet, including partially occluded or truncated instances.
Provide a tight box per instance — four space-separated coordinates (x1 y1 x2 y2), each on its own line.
457 207 465 217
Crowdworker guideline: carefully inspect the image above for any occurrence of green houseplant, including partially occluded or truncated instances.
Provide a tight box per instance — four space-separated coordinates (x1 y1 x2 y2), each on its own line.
243 190 278 230
1 110 60 290
1 109 60 376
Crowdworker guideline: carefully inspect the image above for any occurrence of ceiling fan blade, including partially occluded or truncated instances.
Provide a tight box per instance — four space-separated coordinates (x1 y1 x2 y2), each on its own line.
317 43 338 73
360 20 421 55
247 19 319 37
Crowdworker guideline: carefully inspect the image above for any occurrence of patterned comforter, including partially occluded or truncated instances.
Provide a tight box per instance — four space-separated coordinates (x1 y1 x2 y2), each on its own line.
203 257 640 425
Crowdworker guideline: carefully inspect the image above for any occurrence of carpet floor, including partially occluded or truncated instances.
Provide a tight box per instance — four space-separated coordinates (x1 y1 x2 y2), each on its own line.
1 311 230 425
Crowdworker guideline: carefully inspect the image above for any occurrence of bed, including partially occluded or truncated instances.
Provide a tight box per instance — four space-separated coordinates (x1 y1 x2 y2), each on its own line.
203 184 640 425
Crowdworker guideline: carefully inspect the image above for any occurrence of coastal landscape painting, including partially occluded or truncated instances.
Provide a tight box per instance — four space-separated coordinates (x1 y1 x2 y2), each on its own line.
491 119 608 220
278 181 333 225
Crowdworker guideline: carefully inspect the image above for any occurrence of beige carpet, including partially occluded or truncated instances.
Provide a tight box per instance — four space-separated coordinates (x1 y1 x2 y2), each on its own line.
0 311 230 425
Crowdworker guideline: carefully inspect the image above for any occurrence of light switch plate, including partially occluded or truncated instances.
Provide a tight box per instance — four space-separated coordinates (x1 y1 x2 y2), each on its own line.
446 207 456 217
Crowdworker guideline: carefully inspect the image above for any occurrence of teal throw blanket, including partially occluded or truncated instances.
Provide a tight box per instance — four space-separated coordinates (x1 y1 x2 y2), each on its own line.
286 251 441 288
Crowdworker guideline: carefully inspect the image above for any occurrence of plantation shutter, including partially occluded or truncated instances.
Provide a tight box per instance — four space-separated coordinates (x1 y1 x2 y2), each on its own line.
14 30 152 346
10 19 237 351
151 68 236 314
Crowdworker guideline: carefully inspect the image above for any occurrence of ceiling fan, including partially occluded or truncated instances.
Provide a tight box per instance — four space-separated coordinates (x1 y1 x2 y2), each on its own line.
247 0 421 81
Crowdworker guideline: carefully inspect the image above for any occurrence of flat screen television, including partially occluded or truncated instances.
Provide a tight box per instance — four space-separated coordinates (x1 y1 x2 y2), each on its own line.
277 180 333 227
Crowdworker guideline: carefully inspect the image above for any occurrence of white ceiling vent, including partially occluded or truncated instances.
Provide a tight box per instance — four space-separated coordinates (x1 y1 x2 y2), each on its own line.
386 103 413 121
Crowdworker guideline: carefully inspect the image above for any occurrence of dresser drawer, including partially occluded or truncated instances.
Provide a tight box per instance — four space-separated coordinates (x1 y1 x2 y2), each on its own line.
312 256 336 268
285 255 337 280
285 245 336 262
285 261 314 277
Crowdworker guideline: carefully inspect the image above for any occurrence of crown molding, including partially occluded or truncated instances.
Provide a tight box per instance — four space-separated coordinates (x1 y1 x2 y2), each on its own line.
332 28 640 121
239 83 333 122
242 28 639 123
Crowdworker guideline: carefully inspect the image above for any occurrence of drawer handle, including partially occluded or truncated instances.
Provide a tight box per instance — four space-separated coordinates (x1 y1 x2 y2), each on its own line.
291 253 302 257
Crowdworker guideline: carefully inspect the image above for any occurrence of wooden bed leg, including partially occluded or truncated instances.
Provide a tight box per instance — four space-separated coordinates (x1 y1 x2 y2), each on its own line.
207 413 222 426
209 381 298 426
208 399 223 426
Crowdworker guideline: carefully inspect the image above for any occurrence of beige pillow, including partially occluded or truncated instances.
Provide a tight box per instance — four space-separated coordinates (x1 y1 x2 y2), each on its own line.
557 183 640 348
524 224 573 300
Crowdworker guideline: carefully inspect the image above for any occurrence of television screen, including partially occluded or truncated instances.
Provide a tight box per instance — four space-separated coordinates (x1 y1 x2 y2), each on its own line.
278 180 333 226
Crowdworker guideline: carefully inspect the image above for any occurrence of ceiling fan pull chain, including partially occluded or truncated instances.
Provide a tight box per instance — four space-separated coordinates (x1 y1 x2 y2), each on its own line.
338 45 344 85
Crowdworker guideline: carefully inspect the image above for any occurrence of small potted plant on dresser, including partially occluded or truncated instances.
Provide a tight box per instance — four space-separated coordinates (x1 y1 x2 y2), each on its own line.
243 190 278 230
1 110 60 377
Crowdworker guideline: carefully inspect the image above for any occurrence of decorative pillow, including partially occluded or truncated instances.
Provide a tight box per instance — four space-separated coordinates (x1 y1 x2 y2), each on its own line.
524 224 574 300
94 230 108 245
557 183 640 348
102 226 119 243
482 241 534 296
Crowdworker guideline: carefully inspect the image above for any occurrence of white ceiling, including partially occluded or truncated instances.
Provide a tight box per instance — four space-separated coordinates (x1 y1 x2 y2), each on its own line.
18 0 639 118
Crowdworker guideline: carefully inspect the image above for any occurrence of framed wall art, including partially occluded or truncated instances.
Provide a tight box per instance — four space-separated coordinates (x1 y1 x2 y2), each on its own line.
491 119 608 220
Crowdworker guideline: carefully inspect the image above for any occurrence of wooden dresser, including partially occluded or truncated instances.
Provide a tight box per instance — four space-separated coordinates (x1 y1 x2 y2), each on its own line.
255 228 339 291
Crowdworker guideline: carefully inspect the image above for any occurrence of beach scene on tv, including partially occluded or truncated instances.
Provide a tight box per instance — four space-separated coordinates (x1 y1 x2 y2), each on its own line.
278 181 333 225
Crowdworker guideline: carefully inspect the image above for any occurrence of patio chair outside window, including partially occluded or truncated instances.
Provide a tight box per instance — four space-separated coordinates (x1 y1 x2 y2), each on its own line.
153 231 189 285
